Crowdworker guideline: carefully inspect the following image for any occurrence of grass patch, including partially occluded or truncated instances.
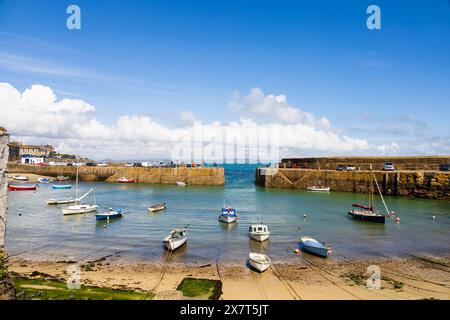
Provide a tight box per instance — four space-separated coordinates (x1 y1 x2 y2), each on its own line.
177 278 222 300
13 277 151 300
0 251 6 279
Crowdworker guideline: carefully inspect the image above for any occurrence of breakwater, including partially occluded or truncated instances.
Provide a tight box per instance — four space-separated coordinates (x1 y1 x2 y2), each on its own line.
7 164 225 186
256 168 450 200
281 156 450 170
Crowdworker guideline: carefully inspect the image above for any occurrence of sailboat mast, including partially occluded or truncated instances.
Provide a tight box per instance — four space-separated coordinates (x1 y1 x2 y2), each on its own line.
373 173 390 216
75 157 79 199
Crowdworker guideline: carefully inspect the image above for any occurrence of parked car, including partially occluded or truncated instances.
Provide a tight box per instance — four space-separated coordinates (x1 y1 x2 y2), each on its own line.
125 163 134 167
85 162 97 167
97 162 108 167
141 162 153 167
383 162 395 171
133 162 142 167
346 166 356 171
67 163 73 166
37 162 47 166
336 165 346 171
439 164 450 171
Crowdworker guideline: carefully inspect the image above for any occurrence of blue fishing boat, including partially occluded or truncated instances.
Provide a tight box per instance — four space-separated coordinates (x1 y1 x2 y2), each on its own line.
52 184 72 190
95 208 123 221
38 177 53 184
219 207 238 224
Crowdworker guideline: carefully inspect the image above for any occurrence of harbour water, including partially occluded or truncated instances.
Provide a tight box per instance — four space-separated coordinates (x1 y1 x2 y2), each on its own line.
5 165 450 264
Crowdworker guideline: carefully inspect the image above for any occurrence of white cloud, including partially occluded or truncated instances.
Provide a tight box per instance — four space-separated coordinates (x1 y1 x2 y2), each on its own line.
0 82 395 161
228 87 331 129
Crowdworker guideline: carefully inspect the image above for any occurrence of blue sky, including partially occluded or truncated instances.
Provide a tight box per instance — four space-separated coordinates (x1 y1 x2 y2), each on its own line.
0 0 449 159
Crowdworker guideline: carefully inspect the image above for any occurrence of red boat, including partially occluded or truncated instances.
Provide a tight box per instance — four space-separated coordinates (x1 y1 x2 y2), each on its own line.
8 184 38 191
117 177 135 183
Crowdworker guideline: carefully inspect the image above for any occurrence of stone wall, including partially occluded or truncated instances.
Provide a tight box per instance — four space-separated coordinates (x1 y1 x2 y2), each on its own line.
0 132 15 299
0 133 8 249
281 156 450 171
7 164 225 186
256 168 450 200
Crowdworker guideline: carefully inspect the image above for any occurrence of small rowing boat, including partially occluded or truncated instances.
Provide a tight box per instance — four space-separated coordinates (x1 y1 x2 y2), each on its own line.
95 208 123 221
219 207 238 224
299 236 331 258
38 177 53 184
307 186 330 192
52 184 72 190
56 175 70 181
176 181 187 186
148 202 166 212
248 253 271 272
8 184 37 191
117 177 135 183
163 227 188 251
13 175 29 181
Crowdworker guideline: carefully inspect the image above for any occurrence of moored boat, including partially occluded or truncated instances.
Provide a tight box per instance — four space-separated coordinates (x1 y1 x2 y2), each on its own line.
347 167 390 224
8 184 37 191
56 175 70 181
52 184 72 190
62 204 98 215
13 175 29 181
47 198 78 205
219 207 238 224
249 224 270 242
117 177 135 183
95 208 123 221
299 236 331 258
38 177 53 184
307 186 330 192
163 227 188 251
148 202 166 212
248 253 271 272
176 181 188 186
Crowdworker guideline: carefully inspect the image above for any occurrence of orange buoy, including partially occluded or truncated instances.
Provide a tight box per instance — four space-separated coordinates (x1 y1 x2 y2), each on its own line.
395 217 400 223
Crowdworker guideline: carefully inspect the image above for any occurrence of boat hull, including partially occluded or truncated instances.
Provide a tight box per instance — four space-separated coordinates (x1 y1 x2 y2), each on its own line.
62 205 98 215
248 253 271 272
95 212 123 220
148 203 166 212
300 237 330 258
8 185 37 191
219 215 237 224
164 237 187 251
52 185 72 190
348 210 385 224
307 187 330 192
249 232 270 242
47 199 77 205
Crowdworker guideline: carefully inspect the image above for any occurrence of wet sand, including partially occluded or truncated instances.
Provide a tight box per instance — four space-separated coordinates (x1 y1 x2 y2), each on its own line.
6 255 450 300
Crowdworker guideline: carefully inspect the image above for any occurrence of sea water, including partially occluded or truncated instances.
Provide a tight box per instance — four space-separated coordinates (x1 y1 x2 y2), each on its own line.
5 165 450 264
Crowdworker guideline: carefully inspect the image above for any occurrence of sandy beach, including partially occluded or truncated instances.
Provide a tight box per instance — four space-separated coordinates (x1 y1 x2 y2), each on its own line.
6 255 450 300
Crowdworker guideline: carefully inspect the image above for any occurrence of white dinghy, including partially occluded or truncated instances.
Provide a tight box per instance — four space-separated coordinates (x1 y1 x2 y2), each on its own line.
248 253 271 273
163 227 188 251
307 186 330 192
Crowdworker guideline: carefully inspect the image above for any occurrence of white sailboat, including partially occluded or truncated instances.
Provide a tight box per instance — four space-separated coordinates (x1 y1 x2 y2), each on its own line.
60 158 98 215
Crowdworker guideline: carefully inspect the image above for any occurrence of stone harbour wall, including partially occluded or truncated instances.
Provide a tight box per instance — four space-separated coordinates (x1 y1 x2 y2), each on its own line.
7 164 225 186
256 168 450 200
